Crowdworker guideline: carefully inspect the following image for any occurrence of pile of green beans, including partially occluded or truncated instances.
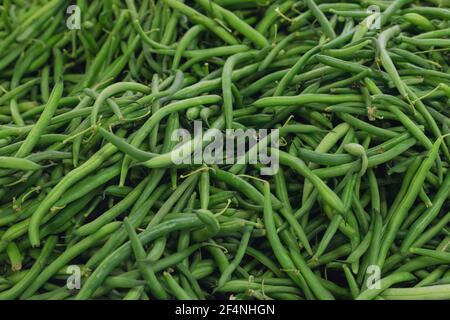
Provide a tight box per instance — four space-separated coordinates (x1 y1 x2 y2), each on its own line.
0 0 449 300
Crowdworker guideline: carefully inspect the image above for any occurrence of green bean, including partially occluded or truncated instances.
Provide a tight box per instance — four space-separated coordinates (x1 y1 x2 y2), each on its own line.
98 128 156 161
290 3 359 30
224 242 284 278
217 225 253 289
22 222 120 298
162 0 239 45
0 78 40 106
318 71 370 94
413 28 450 39
124 218 169 300
380 0 415 27
210 168 283 209
400 36 450 48
197 0 269 48
390 48 434 69
410 248 450 263
0 236 57 300
149 174 200 229
289 248 335 300
316 54 375 76
26 287 71 300
344 143 368 176
274 168 312 255
15 81 63 158
255 93 364 108
53 163 121 208
378 137 444 268
401 170 450 251
403 13 435 31
91 82 150 127
216 280 301 295
86 125 177 267
414 265 448 288
172 25 205 70
28 133 124 247
122 95 220 181
223 51 258 129
381 284 450 300
356 272 416 300
301 123 350 206
263 182 334 299
192 209 221 241
123 286 145 300
259 33 299 72
386 157 422 222
256 0 295 35
164 271 194 300
277 150 346 214
6 242 22 272
402 7 450 20
0 157 41 171
413 211 450 249
76 216 206 299
312 214 343 261
346 229 372 264
377 25 409 100
339 113 401 140
273 46 320 96
305 0 336 40
75 176 151 236
178 45 251 69
176 263 205 299
342 264 359 298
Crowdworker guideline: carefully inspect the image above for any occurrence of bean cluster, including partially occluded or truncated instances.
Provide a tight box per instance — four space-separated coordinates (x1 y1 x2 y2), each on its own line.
0 0 449 300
